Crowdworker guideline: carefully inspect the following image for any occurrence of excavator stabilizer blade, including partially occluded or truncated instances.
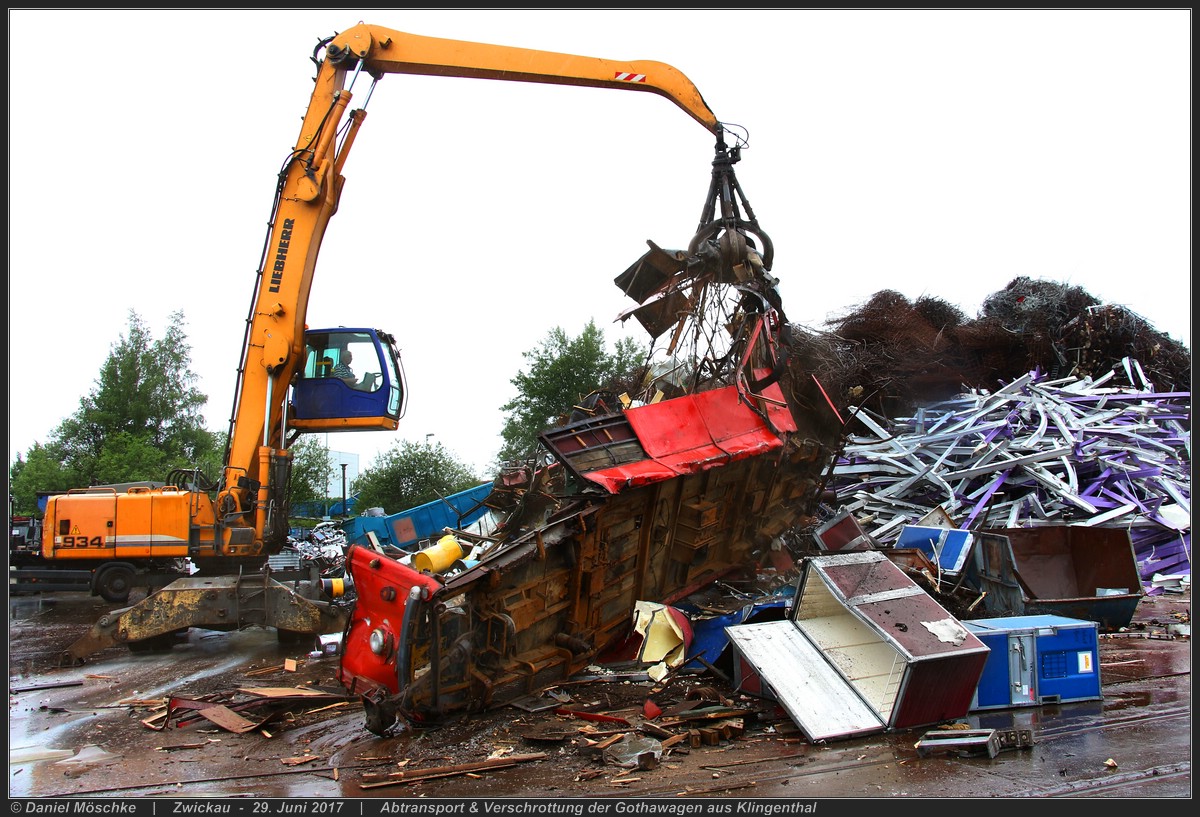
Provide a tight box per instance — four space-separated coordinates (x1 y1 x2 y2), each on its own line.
62 574 348 664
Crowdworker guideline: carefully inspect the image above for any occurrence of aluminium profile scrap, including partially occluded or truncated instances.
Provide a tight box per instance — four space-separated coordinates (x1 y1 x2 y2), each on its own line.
825 359 1190 592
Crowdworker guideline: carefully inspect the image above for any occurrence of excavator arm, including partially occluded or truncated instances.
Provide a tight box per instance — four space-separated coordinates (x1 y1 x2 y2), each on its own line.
323 26 719 133
221 25 724 545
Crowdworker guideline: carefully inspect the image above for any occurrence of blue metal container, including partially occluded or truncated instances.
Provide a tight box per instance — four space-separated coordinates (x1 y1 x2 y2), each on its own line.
964 614 1101 710
342 482 493 551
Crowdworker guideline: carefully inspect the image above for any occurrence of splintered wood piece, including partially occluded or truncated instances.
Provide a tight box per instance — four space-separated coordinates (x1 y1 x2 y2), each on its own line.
244 665 286 677
358 753 547 790
639 722 675 739
236 687 341 698
155 742 209 751
195 705 260 734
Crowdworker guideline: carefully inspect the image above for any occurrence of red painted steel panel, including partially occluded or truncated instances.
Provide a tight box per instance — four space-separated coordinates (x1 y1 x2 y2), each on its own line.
582 382 786 493
745 376 800 434
337 545 443 699
626 393 714 459
893 652 990 729
585 460 682 493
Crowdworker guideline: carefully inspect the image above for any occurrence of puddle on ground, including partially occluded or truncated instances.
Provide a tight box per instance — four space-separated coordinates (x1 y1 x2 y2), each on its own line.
9 594 60 621
54 744 121 766
10 747 76 764
1100 690 1152 712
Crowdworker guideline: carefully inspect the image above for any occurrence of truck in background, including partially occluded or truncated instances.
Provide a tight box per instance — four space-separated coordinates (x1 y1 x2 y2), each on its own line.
10 490 190 603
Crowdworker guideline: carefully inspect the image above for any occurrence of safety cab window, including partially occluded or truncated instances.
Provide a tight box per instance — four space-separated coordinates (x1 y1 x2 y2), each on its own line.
301 331 382 392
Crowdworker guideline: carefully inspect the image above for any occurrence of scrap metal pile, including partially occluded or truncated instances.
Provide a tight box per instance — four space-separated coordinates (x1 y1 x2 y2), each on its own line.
818 280 1190 422
276 521 348 578
822 358 1191 593
333 138 1189 738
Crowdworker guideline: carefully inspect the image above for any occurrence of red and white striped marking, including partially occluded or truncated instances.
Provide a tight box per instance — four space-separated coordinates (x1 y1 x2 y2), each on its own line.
613 71 648 83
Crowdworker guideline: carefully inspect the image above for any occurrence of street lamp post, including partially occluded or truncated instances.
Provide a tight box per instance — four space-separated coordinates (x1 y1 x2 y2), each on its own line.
340 463 348 518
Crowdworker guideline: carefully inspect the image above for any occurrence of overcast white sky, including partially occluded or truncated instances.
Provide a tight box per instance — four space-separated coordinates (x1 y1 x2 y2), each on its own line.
8 9 1191 482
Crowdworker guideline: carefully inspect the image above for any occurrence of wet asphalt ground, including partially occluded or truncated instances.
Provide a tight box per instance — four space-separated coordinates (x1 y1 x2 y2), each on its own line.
6 587 1191 803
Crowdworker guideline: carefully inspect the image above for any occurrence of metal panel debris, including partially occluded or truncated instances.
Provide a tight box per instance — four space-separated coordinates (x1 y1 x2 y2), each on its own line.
824 363 1190 594
894 525 974 574
727 618 886 741
725 552 989 742
792 552 990 730
914 728 1001 758
968 525 1144 630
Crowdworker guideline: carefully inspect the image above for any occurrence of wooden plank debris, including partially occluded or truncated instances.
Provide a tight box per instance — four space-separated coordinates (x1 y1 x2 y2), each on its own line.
160 687 349 732
155 741 212 751
195 705 260 734
658 706 754 726
244 664 287 677
141 710 170 730
358 752 547 789
639 722 676 740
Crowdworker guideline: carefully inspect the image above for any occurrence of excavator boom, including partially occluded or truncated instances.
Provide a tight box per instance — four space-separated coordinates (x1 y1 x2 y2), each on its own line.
324 25 720 133
223 24 724 547
61 23 732 661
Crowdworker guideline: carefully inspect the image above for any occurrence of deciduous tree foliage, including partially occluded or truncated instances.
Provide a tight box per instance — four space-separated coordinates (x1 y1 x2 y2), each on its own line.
8 444 70 515
8 310 220 514
288 436 336 505
496 320 643 464
354 440 480 515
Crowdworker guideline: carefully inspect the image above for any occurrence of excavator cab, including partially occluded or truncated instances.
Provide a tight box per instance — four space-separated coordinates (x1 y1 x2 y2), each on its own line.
289 328 407 432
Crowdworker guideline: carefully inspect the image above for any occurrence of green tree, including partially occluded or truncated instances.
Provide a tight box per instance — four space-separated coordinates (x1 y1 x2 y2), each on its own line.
355 440 480 514
8 444 79 515
288 436 335 505
496 320 644 464
9 310 219 514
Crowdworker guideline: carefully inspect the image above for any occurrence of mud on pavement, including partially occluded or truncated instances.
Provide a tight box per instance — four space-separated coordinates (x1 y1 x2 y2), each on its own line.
7 588 1192 802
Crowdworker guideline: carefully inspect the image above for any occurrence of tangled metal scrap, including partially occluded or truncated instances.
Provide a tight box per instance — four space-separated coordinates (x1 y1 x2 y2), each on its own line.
273 521 348 577
824 357 1191 592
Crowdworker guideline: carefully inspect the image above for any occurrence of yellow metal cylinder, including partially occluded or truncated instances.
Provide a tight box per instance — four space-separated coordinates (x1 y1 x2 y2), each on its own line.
412 534 464 574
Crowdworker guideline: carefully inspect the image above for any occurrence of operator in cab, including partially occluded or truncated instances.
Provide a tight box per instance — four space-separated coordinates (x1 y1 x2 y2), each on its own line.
332 351 358 387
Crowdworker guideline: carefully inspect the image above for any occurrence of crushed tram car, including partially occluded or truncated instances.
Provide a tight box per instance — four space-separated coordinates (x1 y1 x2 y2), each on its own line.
340 371 841 734
337 149 847 735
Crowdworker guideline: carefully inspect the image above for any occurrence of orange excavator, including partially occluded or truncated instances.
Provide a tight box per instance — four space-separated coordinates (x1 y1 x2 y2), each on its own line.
60 24 767 661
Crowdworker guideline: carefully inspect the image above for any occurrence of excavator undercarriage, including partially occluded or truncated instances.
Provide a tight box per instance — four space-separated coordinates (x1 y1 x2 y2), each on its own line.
62 569 346 664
